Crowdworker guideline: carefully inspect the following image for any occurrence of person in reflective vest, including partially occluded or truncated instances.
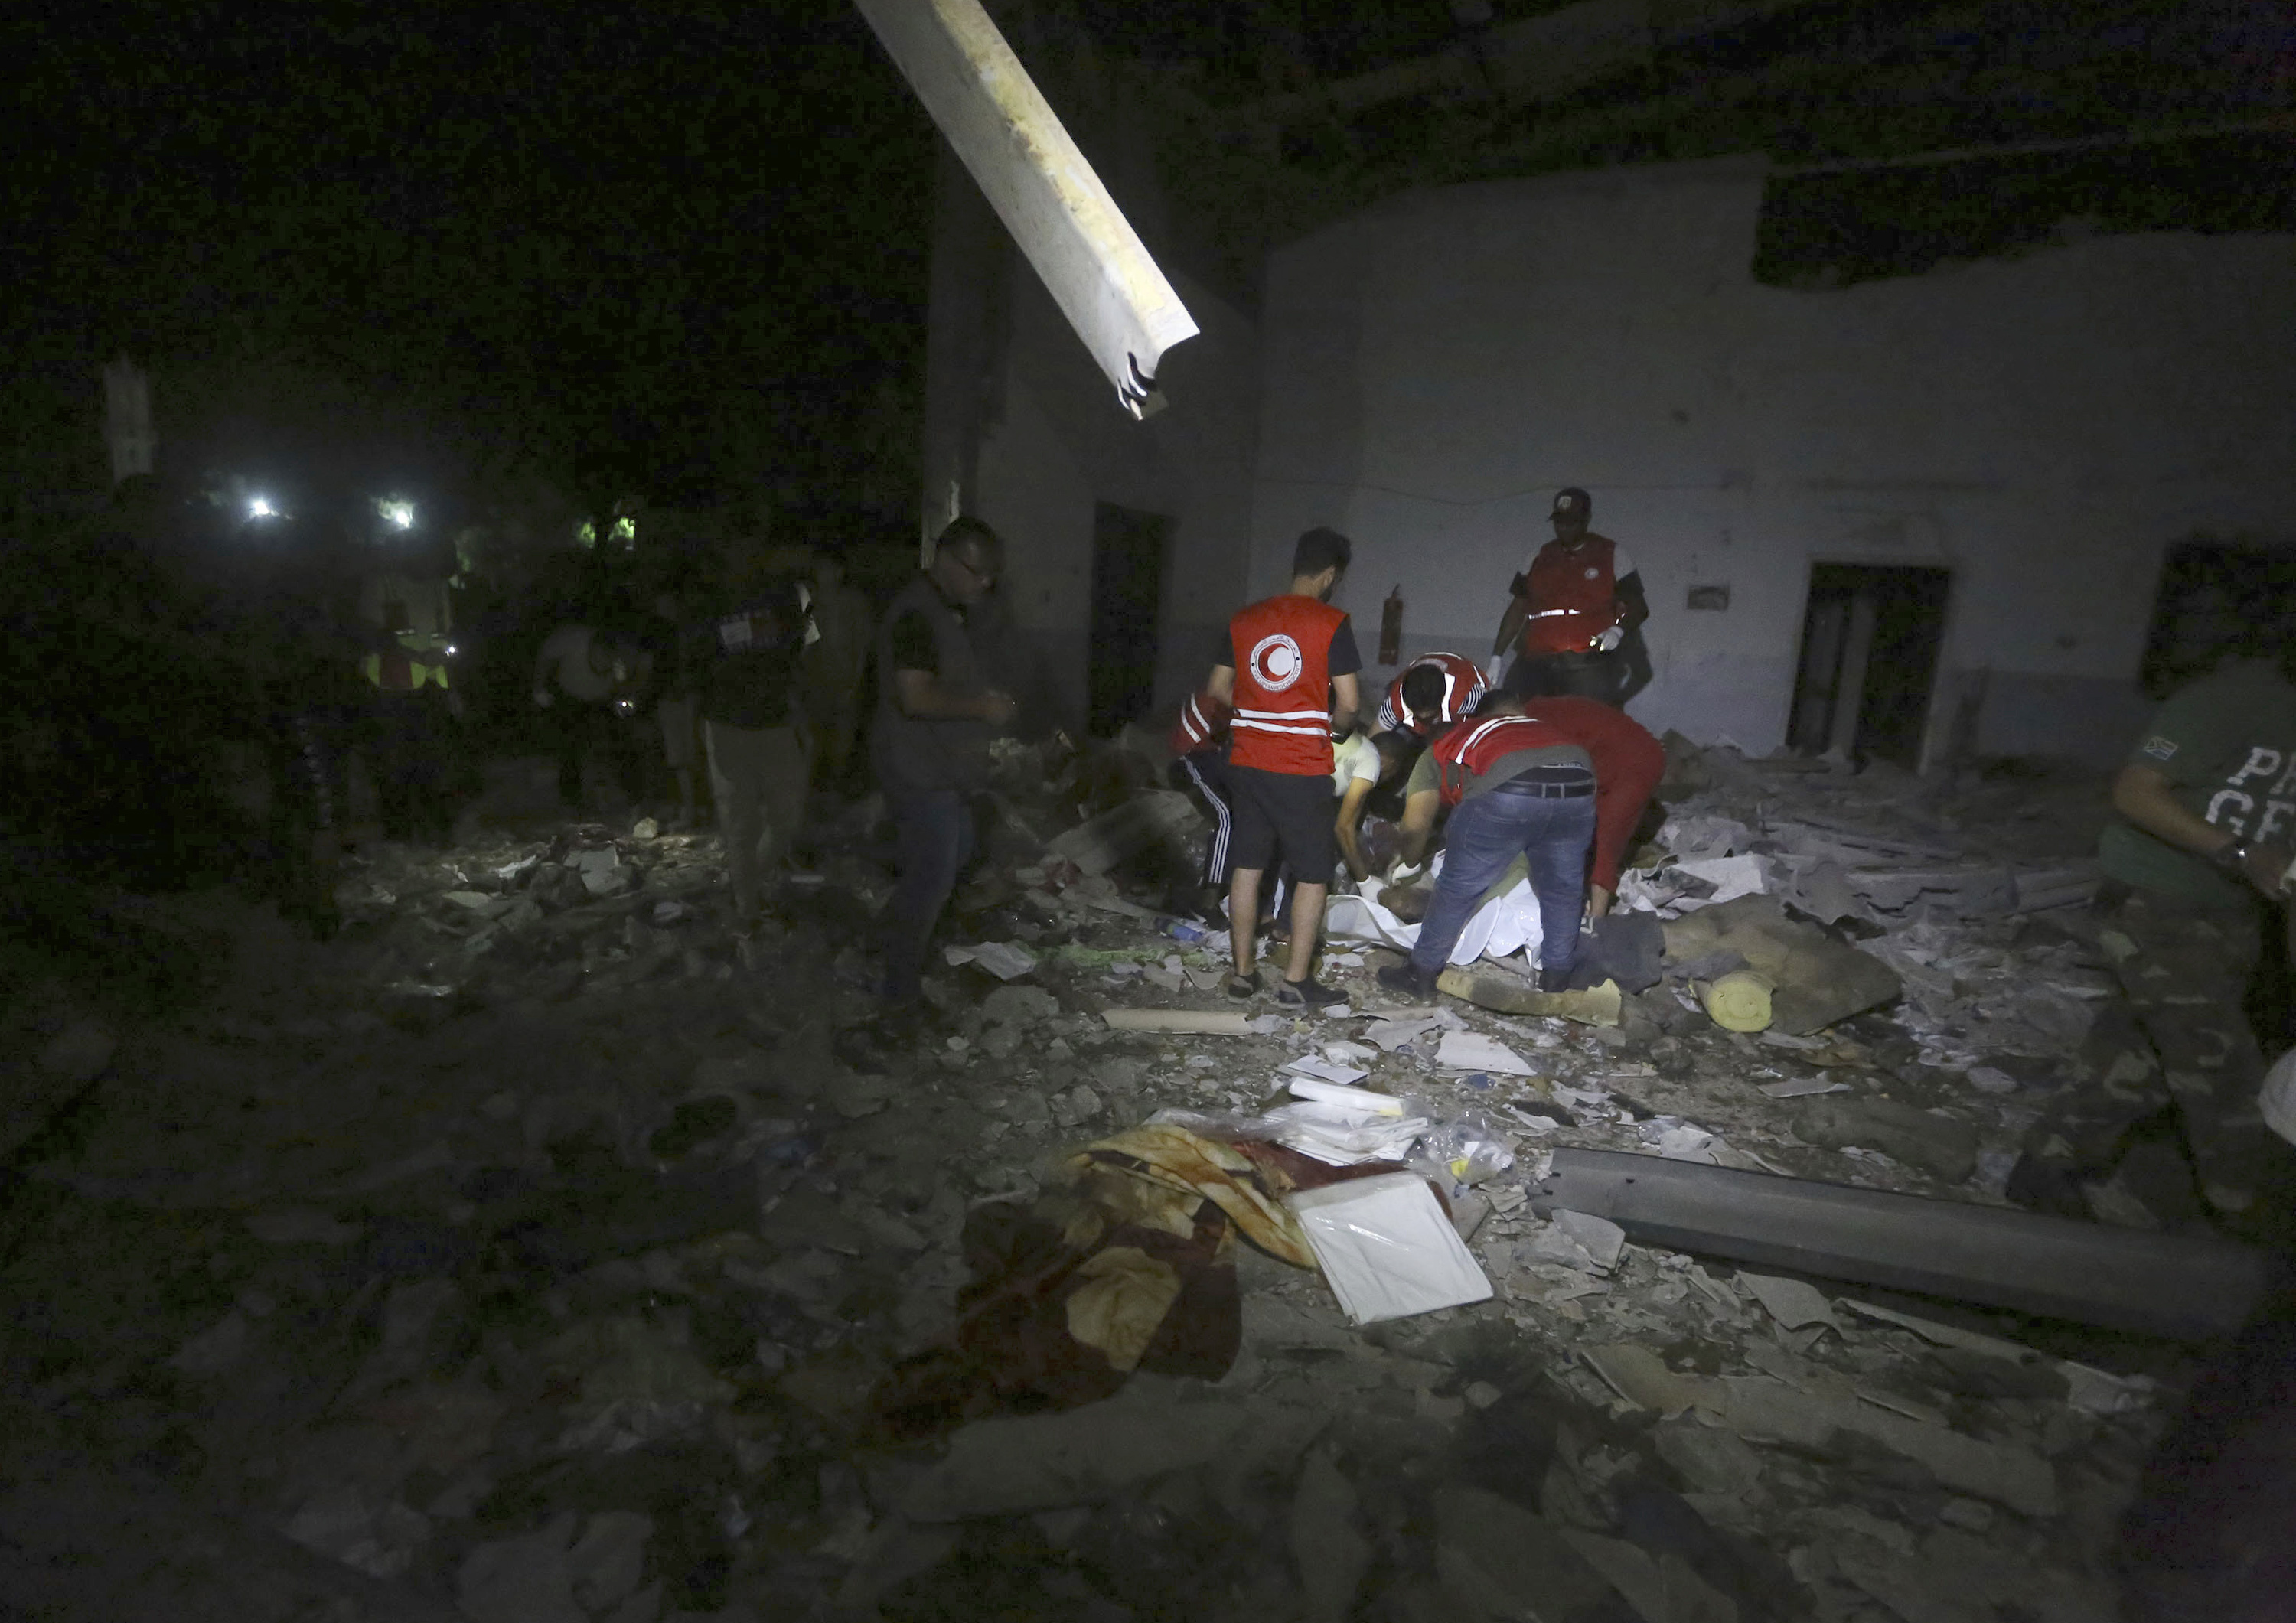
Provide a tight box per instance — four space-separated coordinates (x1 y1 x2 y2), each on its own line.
1377 693 1598 1001
1375 651 1486 738
1490 487 1648 706
1202 526 1362 1009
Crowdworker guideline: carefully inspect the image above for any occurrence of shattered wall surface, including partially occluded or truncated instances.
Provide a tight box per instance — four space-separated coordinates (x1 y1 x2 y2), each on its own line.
947 198 1263 733
1247 156 2296 764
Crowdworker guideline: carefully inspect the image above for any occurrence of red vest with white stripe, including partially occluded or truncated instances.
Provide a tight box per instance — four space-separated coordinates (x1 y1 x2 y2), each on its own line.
1430 712 1576 807
1521 535 1618 656
1228 595 1346 775
1169 689 1232 757
1378 651 1486 735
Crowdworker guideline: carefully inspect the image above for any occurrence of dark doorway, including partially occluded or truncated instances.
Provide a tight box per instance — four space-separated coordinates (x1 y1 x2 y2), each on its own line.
1786 563 1952 768
2141 537 2296 700
1088 503 1171 736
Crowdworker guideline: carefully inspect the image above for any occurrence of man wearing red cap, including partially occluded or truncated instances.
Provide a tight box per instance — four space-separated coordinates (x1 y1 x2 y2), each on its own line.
1492 487 1647 706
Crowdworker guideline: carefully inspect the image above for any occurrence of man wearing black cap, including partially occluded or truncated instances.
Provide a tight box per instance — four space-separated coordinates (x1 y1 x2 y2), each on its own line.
1492 487 1647 706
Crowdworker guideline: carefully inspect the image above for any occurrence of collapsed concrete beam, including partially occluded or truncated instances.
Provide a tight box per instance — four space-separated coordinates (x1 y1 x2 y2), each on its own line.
854 0 1199 418
1531 1147 2278 1341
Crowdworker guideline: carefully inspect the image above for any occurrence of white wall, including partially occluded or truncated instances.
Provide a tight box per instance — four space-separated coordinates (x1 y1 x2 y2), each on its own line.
1249 158 2296 762
970 259 1262 731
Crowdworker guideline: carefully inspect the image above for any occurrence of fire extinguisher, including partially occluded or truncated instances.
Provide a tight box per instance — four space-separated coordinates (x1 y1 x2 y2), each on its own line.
1378 584 1403 665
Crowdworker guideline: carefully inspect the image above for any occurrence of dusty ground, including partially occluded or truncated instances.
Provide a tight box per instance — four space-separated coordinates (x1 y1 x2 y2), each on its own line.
0 750 2200 1621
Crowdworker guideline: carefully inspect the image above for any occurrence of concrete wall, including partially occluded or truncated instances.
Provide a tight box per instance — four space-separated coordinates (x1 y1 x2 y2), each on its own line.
968 255 1262 732
1248 158 2296 763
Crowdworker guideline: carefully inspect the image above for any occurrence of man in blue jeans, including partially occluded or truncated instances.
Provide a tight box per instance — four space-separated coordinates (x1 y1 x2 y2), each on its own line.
1376 693 1598 1000
867 517 1016 1018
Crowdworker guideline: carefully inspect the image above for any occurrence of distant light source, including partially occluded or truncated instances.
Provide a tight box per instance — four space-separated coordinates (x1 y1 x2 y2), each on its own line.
379 498 416 530
247 496 277 520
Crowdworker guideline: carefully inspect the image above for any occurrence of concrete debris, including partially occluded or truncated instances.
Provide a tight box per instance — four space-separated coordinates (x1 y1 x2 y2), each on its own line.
37 1019 118 1083
1737 1273 1841 1332
1789 1095 1979 1183
0 741 2206 1618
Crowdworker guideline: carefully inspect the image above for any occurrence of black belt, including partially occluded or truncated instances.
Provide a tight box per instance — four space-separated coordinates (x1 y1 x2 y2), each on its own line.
1491 774 1595 799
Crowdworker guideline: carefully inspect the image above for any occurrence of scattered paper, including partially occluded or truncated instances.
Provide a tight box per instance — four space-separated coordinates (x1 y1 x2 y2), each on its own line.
944 941 1039 980
1434 1031 1534 1077
1264 1102 1428 1166
1283 1055 1371 1087
1290 1174 1493 1324
1288 1077 1405 1116
1364 1015 1440 1052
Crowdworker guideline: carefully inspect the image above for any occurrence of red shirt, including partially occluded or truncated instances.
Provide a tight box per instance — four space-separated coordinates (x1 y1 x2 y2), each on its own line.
1226 595 1352 775
1376 651 1486 735
1521 535 1620 657
1428 713 1583 808
1519 695 1664 889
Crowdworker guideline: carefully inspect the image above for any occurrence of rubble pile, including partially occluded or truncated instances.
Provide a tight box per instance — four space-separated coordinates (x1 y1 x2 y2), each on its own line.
0 740 2197 1621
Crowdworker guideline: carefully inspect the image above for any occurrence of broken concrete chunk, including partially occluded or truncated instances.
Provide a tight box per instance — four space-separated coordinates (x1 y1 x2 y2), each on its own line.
169 1308 250 1376
1560 1527 1743 1623
1289 1450 1369 1623
1434 1485 1623 1621
1101 1009 1253 1036
245 1208 364 1246
1582 1344 1700 1416
1738 1273 1841 1332
899 1395 1256 1520
458 1511 585 1623
1790 1097 1979 1183
1550 1209 1626 1272
37 1020 116 1083
980 983 1062 1026
1713 1377 2058 1517
1654 1416 1764 1496
566 1510 652 1614
281 1483 430 1579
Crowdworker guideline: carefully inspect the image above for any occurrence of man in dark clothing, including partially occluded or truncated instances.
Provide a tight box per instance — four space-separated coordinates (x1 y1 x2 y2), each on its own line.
690 544 817 958
2014 656 2296 1228
1491 487 1649 706
870 517 1016 1009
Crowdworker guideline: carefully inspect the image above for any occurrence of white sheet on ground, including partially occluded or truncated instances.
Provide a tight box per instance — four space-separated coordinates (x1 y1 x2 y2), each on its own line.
1322 855 1544 967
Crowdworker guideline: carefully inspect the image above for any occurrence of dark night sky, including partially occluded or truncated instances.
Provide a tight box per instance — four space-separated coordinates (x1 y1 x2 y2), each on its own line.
8 1 937 517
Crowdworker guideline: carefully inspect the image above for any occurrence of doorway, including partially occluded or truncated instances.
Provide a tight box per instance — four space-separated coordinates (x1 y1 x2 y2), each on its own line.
1786 563 1952 767
1087 504 1171 736
2141 537 2296 699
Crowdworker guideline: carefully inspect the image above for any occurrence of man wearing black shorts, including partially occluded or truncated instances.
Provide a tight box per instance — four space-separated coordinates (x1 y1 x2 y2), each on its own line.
1202 527 1362 1009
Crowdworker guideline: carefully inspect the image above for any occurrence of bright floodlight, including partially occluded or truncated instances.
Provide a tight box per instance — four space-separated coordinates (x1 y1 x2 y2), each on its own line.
380 499 416 530
248 496 276 520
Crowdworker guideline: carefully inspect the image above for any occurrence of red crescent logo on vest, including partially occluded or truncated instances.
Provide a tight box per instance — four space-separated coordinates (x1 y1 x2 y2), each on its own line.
1247 634 1304 692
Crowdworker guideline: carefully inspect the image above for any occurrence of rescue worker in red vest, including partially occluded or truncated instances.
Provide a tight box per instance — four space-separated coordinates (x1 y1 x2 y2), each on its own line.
1518 695 1666 921
1375 651 1486 738
1492 487 1648 706
1202 526 1363 1009
1377 692 1599 1002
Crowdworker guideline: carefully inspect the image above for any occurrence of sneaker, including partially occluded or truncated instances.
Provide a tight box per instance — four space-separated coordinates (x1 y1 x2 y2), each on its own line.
1224 970 1264 1001
1274 975 1342 1010
1376 962 1439 1002
1536 964 1574 995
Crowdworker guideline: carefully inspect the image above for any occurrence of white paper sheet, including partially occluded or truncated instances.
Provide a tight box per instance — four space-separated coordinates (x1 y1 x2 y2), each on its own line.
1290 1173 1494 1324
1433 1031 1534 1076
